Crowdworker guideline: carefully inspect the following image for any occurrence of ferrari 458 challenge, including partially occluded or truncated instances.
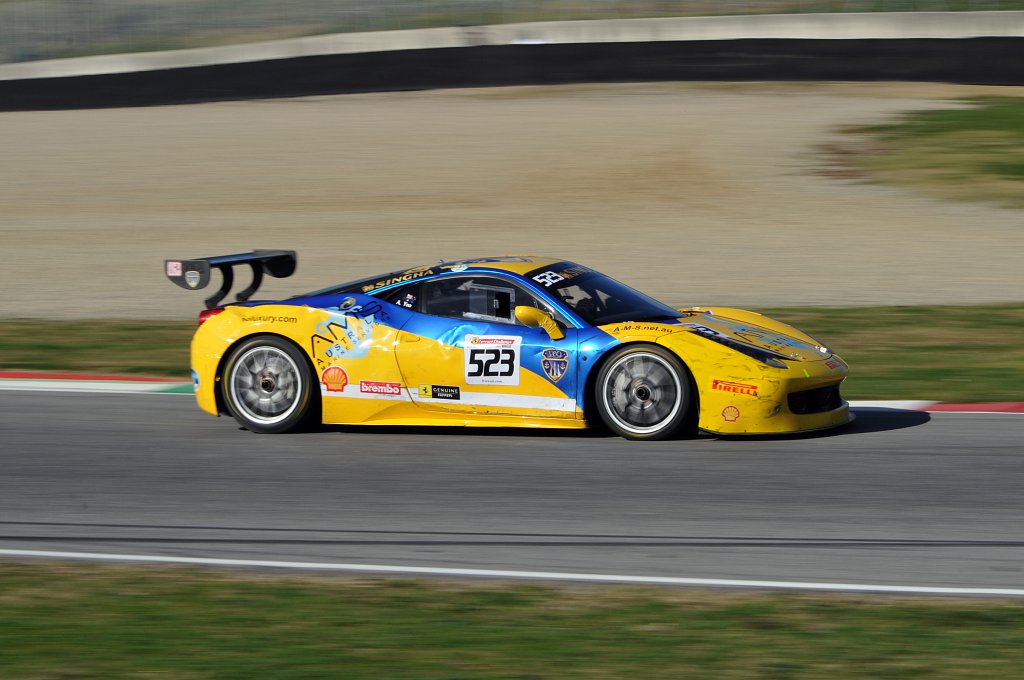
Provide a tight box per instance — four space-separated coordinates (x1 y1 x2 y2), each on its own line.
166 251 850 440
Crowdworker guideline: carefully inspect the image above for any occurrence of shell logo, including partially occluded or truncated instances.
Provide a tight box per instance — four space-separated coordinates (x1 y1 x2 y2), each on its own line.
321 366 349 393
722 406 740 422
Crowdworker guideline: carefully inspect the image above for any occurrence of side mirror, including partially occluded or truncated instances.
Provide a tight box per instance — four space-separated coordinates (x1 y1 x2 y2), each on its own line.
515 306 565 341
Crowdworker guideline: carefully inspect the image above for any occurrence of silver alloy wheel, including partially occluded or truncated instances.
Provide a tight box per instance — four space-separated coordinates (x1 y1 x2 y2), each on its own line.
227 345 303 425
600 351 682 436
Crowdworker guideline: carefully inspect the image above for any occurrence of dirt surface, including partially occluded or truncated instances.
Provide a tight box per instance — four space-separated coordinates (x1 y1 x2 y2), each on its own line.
2 81 1021 320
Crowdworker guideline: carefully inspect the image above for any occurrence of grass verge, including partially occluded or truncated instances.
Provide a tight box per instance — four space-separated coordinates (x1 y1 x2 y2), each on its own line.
831 96 1024 207
1 304 1022 401
0 319 193 378
766 303 1024 402
2 562 1024 679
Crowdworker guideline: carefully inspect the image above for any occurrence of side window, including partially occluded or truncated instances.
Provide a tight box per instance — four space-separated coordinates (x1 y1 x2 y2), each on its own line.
420 275 571 327
421 276 515 323
379 282 420 310
466 283 514 322
513 285 571 328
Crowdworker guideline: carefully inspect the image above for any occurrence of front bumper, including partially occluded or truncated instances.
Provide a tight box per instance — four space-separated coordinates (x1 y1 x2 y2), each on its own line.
696 357 851 435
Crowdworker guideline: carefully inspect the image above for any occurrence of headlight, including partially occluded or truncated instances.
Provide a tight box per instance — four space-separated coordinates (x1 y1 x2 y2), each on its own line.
705 333 790 369
762 355 789 369
682 322 792 369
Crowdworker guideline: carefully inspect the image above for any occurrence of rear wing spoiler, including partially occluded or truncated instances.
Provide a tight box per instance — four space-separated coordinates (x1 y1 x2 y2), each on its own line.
165 250 297 309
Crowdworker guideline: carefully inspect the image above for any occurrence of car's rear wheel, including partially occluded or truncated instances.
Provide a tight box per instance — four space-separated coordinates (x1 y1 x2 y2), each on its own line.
222 335 316 434
595 344 697 441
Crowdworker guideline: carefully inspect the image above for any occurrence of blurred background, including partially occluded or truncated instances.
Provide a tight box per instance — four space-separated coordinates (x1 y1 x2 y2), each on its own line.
2 0 1021 63
0 0 1019 319
3 1 1024 320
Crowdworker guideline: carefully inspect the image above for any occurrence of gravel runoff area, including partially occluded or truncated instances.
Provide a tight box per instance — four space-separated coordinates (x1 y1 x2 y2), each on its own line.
2 81 1022 320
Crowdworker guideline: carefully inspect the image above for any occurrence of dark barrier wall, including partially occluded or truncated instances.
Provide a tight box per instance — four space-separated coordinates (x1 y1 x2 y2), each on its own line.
2 37 1023 111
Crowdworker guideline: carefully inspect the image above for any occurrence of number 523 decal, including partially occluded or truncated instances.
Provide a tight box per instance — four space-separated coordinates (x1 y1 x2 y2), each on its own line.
464 335 522 386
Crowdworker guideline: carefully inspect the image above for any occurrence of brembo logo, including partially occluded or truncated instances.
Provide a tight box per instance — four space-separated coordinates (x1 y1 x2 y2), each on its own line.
359 381 402 395
712 380 759 396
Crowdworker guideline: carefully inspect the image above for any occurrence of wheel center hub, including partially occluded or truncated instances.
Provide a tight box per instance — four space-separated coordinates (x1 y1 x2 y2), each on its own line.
633 385 652 402
259 373 276 393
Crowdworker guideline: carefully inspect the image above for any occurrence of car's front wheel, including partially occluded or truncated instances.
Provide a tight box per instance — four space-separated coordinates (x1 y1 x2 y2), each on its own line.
221 335 317 434
595 344 697 441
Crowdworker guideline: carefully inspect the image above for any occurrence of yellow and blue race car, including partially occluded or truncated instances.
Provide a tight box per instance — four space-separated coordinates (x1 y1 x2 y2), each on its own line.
166 251 851 440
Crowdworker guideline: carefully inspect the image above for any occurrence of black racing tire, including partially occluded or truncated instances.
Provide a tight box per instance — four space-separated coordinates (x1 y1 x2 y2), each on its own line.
221 335 317 434
594 344 697 441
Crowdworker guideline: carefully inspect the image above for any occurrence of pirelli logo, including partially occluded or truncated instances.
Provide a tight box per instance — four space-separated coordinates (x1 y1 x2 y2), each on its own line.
712 380 758 396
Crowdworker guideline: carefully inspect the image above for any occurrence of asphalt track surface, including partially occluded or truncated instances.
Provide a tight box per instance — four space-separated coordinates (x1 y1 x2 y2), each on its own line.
2 391 1023 594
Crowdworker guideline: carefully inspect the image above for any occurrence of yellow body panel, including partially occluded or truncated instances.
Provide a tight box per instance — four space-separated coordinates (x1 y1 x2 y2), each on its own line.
653 318 849 435
191 305 322 417
395 334 580 419
191 301 585 428
679 306 824 347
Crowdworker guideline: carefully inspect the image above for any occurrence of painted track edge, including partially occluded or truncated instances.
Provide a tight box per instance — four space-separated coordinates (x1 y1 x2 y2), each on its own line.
2 374 1019 412
3 548 1024 597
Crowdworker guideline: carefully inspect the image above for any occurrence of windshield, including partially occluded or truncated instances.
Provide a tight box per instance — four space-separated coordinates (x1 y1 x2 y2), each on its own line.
527 264 681 326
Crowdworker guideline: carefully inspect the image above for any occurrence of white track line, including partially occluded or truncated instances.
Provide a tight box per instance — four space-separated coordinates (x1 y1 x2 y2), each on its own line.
0 380 188 394
848 400 936 410
2 548 1023 597
923 411 1024 416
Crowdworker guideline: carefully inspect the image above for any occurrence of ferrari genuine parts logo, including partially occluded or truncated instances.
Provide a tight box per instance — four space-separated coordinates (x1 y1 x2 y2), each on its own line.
419 384 461 400
541 348 569 383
